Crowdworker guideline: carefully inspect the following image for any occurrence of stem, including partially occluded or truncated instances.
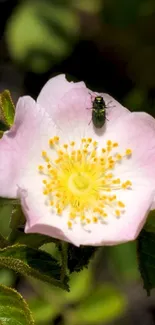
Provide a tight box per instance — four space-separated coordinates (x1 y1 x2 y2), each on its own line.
60 241 68 282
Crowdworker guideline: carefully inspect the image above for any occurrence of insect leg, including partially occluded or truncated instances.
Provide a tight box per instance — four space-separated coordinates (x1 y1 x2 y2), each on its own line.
106 100 116 109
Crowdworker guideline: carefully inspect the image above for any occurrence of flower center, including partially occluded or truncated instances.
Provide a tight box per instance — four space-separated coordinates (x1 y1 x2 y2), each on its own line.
38 137 132 229
70 173 90 194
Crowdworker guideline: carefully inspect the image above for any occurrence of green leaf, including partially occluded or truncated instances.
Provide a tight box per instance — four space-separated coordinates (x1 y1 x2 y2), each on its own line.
72 0 102 13
0 245 69 291
0 233 9 249
107 242 139 281
144 210 155 233
137 230 155 295
0 90 15 127
72 284 127 325
0 131 3 138
6 0 79 73
29 298 58 324
0 198 20 206
9 205 25 230
0 205 13 237
0 284 34 324
64 268 92 303
13 232 57 248
0 269 15 287
67 244 96 273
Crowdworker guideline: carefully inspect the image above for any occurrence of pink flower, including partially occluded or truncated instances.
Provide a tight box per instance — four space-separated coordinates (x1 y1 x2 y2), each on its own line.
0 74 155 246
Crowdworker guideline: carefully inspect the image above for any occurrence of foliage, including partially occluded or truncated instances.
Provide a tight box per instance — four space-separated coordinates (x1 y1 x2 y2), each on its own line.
6 0 79 73
0 284 34 324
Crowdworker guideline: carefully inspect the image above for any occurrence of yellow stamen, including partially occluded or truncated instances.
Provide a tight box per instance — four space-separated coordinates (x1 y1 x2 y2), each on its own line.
38 136 133 229
49 138 54 146
118 201 125 208
126 149 132 156
38 165 44 172
42 151 47 157
115 209 121 217
68 221 72 228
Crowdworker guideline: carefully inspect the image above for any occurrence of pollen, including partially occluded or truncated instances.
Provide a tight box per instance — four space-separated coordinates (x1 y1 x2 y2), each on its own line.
118 201 125 208
38 136 133 229
113 142 118 147
54 136 59 142
49 138 54 146
42 151 47 157
126 149 132 156
67 221 72 228
38 165 44 172
115 209 121 217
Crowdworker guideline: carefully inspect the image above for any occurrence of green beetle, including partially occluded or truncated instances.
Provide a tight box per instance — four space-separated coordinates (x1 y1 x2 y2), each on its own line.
91 96 106 128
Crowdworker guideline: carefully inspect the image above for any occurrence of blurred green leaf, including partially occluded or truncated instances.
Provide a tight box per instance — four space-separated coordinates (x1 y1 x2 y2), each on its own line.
0 284 34 324
0 245 69 291
9 205 25 231
29 267 92 311
0 198 20 206
6 0 79 73
64 268 92 303
71 284 127 325
0 269 15 287
72 0 102 13
29 298 58 324
137 229 155 295
107 242 139 282
0 131 3 138
0 90 15 128
13 232 57 248
0 233 9 249
0 205 13 237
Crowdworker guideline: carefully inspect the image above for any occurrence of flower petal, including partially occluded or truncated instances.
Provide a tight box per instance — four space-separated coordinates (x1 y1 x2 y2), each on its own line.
21 180 154 246
20 108 155 246
37 74 86 115
37 75 130 137
102 93 130 123
18 186 80 246
97 111 155 184
0 96 57 198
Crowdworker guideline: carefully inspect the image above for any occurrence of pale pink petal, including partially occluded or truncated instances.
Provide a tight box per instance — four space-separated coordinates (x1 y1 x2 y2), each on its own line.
97 111 155 184
0 96 57 198
18 186 80 246
20 180 154 246
37 74 86 115
37 75 130 136
151 202 155 210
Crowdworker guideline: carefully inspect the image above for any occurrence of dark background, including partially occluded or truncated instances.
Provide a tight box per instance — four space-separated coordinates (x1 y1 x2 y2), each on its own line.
0 0 155 324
